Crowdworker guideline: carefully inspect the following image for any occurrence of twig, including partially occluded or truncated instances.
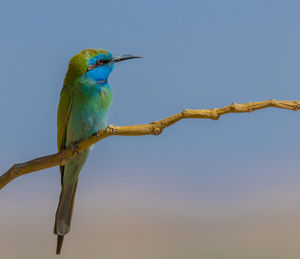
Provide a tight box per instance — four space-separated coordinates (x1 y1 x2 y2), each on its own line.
1 99 299 190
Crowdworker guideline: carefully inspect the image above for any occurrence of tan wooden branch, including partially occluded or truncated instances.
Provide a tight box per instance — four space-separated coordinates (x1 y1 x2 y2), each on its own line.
1 99 299 190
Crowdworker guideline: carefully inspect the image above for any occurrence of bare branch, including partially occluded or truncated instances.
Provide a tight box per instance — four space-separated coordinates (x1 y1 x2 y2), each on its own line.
1 99 299 190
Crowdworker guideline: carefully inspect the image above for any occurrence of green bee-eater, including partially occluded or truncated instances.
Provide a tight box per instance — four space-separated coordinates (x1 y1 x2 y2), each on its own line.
55 49 141 254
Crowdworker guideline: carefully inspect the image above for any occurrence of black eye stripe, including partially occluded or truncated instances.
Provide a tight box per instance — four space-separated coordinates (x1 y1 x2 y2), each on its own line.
96 59 109 65
87 59 111 71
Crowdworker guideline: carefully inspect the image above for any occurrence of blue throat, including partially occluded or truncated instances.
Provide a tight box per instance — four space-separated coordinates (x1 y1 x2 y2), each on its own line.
85 63 114 83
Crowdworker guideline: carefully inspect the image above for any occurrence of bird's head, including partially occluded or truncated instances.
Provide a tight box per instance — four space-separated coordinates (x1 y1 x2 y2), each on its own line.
64 49 142 85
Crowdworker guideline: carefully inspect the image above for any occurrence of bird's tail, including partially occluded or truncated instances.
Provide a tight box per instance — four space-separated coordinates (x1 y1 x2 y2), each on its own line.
54 180 78 255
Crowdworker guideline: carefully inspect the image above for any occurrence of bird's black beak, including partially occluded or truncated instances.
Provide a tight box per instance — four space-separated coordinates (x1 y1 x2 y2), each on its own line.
110 55 143 64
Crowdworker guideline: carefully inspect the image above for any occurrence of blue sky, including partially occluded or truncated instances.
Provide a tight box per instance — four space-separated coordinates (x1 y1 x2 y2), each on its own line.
1 0 300 258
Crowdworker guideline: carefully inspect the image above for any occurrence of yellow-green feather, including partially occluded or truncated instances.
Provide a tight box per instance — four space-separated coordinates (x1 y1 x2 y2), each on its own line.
57 87 72 151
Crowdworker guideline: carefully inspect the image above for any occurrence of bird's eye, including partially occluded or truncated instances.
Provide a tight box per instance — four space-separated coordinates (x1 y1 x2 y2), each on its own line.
96 59 103 65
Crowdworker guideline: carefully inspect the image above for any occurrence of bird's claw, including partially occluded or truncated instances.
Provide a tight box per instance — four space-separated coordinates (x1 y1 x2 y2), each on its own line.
70 142 79 156
96 129 104 138
106 125 118 135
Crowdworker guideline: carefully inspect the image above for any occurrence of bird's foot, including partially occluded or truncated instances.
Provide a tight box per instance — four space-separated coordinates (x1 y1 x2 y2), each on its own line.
96 129 104 138
106 125 119 135
70 142 79 156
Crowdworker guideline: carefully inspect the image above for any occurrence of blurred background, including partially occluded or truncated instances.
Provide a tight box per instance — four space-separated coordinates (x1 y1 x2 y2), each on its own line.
1 0 300 258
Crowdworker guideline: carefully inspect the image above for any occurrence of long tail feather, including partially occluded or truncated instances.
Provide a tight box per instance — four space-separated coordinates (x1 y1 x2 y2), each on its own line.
54 179 78 254
56 235 64 255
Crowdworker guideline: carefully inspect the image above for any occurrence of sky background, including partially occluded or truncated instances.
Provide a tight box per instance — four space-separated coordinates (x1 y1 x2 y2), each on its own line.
1 0 300 258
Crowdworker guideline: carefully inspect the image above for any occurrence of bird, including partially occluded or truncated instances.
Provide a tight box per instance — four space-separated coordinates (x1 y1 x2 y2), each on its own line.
55 49 142 254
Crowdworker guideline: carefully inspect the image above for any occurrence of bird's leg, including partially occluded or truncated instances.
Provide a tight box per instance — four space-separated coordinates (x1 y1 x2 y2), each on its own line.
70 142 79 156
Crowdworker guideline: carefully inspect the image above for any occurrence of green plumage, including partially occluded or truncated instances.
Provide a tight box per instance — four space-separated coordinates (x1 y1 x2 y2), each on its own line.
55 49 113 254
54 48 141 254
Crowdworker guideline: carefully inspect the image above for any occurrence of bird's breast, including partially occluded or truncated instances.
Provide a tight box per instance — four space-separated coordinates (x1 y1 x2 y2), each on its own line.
66 82 112 144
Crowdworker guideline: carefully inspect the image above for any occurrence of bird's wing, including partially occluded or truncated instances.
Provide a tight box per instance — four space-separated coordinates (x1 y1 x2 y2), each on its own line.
57 87 72 151
57 87 72 184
